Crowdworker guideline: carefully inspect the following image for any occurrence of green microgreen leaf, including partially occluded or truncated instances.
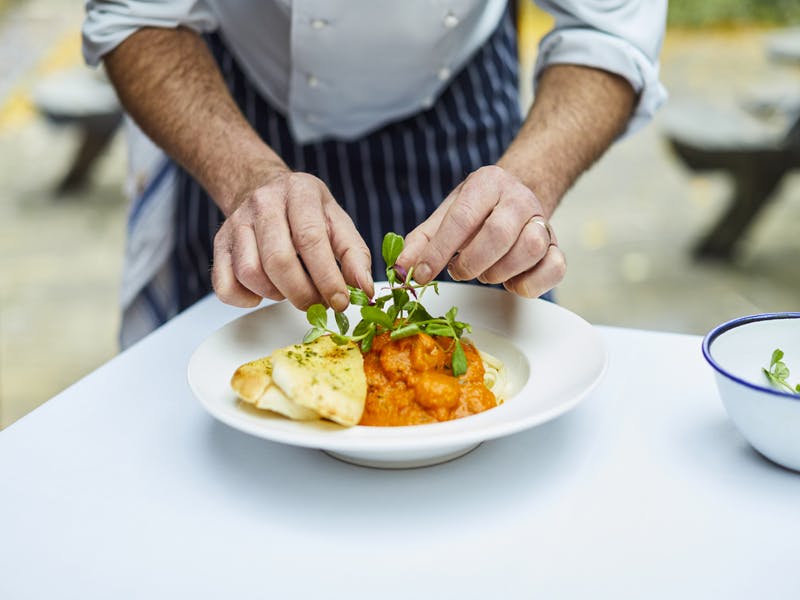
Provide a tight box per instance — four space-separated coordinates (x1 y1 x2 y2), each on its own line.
445 306 458 324
381 232 404 267
330 333 350 345
303 327 326 344
361 305 395 329
390 323 422 340
386 304 399 323
348 286 370 306
763 348 800 395
775 363 791 380
392 288 409 309
306 304 328 330
352 319 370 338
361 325 377 353
373 294 392 310
451 340 467 377
763 368 779 385
422 323 454 337
334 311 349 336
404 302 434 323
453 321 472 335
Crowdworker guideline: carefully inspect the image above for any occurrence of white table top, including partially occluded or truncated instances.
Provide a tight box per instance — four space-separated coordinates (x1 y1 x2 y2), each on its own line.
2 296 799 599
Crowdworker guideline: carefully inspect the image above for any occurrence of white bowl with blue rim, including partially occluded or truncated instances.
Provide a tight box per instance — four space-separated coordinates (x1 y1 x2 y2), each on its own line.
702 313 800 471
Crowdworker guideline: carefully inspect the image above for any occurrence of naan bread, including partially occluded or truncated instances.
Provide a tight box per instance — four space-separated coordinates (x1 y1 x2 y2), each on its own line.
270 336 367 427
230 356 319 420
231 357 272 405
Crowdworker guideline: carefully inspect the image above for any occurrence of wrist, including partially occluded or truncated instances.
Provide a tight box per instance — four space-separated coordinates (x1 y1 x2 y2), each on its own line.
212 147 291 216
495 153 565 218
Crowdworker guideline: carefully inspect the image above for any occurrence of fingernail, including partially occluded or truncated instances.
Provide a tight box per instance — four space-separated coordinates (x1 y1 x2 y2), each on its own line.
359 268 374 295
446 265 461 281
331 292 349 311
519 283 538 298
415 263 432 283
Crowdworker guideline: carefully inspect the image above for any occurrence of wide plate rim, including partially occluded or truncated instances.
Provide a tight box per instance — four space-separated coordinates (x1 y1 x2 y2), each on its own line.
188 283 608 454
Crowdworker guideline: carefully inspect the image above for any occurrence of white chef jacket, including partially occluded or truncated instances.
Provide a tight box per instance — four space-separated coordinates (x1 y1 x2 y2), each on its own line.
81 0 667 347
83 0 667 143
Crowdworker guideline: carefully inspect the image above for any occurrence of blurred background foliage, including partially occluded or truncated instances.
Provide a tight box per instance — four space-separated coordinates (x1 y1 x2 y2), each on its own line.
668 0 800 27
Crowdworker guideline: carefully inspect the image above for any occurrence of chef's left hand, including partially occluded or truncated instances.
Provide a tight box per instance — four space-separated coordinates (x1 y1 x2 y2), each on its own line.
397 165 566 298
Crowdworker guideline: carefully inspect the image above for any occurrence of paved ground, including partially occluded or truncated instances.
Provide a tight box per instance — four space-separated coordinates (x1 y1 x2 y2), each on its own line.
556 28 800 332
1 1 799 427
0 0 127 427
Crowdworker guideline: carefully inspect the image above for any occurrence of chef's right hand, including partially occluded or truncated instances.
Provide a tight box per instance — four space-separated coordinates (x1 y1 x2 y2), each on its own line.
211 168 374 312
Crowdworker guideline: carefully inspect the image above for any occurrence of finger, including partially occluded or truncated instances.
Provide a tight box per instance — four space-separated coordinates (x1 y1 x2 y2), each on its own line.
407 173 498 284
229 224 283 301
326 203 374 299
250 189 324 311
447 186 537 281
477 216 553 284
211 227 263 308
503 245 567 298
286 179 349 312
396 183 461 273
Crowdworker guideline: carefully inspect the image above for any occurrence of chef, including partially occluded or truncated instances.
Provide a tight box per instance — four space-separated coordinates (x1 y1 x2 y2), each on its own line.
83 1 666 347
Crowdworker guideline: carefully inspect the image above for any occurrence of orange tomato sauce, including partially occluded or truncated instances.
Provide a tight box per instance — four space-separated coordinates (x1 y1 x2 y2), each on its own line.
358 331 497 426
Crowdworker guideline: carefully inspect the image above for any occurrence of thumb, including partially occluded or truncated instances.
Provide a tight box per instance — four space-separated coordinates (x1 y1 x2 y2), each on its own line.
396 185 460 273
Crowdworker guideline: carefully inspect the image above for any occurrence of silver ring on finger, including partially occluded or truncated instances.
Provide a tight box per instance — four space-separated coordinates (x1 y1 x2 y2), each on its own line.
529 216 556 247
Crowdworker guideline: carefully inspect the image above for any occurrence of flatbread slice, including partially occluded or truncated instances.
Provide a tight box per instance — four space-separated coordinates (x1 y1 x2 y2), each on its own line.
270 336 366 427
231 356 319 420
231 357 272 405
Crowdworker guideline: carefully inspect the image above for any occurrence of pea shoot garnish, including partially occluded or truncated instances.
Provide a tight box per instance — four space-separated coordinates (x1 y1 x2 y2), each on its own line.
763 349 800 395
303 232 472 376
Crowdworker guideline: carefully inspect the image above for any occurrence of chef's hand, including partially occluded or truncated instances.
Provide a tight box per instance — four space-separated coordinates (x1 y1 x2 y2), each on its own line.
397 165 566 298
211 168 374 311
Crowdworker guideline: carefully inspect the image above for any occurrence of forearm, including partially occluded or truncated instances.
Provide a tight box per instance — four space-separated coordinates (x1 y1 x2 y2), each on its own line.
497 64 636 216
104 27 285 215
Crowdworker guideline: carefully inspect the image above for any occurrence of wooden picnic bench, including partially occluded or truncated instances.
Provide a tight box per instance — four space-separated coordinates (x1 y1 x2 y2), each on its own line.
663 29 800 261
663 102 800 260
32 67 121 194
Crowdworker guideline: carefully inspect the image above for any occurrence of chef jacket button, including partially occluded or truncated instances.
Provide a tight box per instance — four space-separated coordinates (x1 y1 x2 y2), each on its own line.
437 67 451 81
443 13 459 28
311 18 328 30
307 75 319 88
421 96 434 108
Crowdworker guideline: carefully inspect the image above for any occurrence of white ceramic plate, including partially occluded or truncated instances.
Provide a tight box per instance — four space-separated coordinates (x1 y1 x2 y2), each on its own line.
188 282 608 468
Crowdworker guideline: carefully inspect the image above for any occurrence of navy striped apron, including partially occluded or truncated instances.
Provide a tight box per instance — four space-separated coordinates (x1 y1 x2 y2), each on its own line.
172 8 522 312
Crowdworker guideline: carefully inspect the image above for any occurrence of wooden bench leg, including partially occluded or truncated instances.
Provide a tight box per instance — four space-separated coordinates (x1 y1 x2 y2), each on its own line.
693 161 788 260
56 113 122 195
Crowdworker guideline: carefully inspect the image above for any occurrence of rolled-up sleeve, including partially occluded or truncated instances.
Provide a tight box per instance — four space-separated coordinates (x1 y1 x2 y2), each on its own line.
83 0 219 66
534 0 668 136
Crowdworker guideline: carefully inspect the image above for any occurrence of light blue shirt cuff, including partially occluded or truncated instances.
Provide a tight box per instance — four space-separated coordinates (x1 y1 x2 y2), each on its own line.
534 27 668 137
82 0 218 66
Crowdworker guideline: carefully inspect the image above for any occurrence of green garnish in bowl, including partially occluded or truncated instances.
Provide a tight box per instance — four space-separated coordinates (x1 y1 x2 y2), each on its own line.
763 349 800 395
